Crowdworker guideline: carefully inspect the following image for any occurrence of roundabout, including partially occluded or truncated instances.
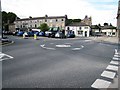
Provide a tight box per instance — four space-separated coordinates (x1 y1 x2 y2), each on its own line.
40 42 84 51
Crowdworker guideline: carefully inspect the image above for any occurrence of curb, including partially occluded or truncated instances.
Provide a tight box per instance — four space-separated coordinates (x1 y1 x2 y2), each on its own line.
2 41 14 46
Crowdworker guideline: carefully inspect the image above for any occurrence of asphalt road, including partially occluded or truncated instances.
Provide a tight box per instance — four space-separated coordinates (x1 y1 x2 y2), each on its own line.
2 36 118 88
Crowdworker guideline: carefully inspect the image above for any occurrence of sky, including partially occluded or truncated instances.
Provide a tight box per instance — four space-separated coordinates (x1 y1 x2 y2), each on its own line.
1 0 118 26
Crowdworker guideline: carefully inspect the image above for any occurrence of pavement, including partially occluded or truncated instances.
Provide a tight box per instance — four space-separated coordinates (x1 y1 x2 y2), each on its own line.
87 36 119 44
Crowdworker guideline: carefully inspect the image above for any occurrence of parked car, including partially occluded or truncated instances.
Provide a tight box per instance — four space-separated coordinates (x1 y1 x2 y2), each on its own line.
17 31 24 36
38 31 45 36
66 31 75 38
55 31 66 38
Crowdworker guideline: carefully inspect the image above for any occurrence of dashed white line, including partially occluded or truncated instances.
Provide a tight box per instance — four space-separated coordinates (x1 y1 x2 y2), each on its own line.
101 71 116 79
106 65 118 71
110 61 119 65
72 48 82 50
91 79 111 89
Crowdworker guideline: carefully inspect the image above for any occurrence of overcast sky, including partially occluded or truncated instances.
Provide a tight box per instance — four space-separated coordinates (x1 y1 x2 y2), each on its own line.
1 0 118 26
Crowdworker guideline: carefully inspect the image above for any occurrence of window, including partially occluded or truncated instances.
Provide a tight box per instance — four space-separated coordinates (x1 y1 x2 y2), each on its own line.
21 25 22 28
79 27 82 30
35 24 37 28
67 27 70 30
112 32 115 35
30 25 32 27
61 19 64 21
56 19 58 22
45 19 47 22
84 27 88 29
78 31 83 35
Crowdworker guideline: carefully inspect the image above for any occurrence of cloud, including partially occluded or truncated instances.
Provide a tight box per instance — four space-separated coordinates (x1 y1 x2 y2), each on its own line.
1 0 118 26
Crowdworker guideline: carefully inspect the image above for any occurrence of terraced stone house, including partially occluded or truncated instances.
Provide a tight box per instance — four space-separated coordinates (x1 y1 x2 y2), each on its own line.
14 15 67 31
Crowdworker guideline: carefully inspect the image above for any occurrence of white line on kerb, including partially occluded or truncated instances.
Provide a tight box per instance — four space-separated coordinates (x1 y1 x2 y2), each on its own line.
106 65 118 71
113 57 120 61
110 61 119 65
101 71 116 79
91 79 111 89
114 54 120 58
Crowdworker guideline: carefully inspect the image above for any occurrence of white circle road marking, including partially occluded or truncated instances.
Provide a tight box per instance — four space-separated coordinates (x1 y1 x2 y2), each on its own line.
40 45 56 50
56 45 71 48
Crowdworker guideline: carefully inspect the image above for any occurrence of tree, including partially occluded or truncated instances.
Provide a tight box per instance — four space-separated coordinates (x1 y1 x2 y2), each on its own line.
7 12 17 23
2 11 19 31
39 23 49 32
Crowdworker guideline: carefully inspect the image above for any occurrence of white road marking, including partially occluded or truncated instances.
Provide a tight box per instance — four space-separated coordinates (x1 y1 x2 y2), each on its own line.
113 57 120 61
101 71 116 79
91 79 111 89
110 61 119 65
0 52 14 61
40 45 55 50
50 43 54 44
115 49 120 55
72 48 82 50
114 54 120 58
56 45 71 48
106 65 118 71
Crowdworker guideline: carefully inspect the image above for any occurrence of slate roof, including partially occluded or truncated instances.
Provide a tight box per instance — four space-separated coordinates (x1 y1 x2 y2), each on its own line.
91 25 100 29
101 25 116 29
66 22 89 26
15 16 67 21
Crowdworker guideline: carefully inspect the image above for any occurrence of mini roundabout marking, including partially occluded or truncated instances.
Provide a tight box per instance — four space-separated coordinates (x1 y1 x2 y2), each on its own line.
40 43 84 51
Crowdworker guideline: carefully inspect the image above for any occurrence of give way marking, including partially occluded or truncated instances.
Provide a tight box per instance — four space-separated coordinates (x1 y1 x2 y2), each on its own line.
0 52 13 61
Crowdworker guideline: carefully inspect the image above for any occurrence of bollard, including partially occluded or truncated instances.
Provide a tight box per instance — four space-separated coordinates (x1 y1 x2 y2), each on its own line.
34 34 37 40
23 34 25 39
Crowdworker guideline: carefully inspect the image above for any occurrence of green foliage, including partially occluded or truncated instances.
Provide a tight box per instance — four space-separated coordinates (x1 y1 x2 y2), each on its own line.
66 19 81 25
2 11 19 24
2 11 19 30
39 23 49 32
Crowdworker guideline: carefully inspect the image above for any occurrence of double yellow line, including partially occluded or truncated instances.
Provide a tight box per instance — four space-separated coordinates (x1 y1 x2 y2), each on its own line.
0 41 14 46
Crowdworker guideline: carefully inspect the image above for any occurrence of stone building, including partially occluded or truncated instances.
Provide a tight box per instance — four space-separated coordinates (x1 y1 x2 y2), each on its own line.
14 15 67 31
81 15 92 26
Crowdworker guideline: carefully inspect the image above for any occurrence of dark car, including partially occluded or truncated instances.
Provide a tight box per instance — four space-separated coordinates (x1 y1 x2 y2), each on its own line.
66 31 75 38
38 31 45 36
17 31 24 36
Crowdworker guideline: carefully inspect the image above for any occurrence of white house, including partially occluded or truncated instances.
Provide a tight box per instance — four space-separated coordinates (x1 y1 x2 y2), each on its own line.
65 22 90 37
101 25 117 37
